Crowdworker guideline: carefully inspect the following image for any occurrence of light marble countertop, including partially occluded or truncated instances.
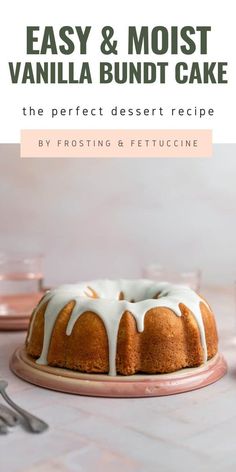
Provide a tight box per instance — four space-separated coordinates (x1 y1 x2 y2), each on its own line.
0 286 236 472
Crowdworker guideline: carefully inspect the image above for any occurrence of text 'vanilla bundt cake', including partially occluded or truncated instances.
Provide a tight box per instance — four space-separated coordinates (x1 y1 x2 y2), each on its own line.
26 279 218 376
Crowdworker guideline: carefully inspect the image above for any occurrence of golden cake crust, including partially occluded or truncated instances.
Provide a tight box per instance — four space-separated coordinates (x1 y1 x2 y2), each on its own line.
26 298 218 375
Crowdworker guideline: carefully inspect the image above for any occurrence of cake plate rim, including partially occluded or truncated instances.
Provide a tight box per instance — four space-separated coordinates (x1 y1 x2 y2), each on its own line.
10 346 227 398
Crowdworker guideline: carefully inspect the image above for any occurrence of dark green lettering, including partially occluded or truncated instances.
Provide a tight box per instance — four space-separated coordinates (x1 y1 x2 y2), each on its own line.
27 26 40 54
196 26 211 54
128 27 149 54
180 27 196 55
9 62 21 83
59 27 75 55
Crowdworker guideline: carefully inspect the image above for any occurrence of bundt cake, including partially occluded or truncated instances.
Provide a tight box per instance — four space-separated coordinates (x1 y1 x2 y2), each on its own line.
25 279 218 376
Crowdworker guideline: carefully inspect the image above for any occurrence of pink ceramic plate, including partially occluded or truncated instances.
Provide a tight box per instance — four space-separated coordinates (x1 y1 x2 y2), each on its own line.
0 317 30 331
0 291 45 331
10 347 227 398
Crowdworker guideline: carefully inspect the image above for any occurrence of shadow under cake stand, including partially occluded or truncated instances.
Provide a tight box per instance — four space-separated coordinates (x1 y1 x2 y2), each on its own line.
10 347 227 398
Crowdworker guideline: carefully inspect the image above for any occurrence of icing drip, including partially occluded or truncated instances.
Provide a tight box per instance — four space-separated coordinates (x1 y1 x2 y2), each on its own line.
28 279 209 376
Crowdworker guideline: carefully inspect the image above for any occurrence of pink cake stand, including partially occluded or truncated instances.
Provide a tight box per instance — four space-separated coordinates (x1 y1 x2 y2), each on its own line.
10 347 227 398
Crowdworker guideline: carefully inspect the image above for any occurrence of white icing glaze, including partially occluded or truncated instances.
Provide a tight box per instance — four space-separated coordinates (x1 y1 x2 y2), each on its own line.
28 279 209 376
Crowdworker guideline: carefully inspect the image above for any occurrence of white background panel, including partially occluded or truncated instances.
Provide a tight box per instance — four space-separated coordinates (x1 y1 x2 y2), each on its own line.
0 0 235 142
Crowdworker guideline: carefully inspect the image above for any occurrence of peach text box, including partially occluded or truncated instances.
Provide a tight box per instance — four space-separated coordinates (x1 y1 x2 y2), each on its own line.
21 129 212 158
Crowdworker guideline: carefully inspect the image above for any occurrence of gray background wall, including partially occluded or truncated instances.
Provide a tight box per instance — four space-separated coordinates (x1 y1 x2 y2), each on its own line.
0 144 235 286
